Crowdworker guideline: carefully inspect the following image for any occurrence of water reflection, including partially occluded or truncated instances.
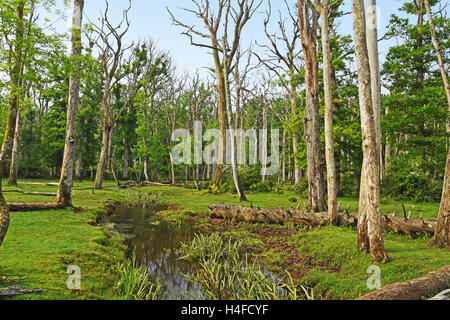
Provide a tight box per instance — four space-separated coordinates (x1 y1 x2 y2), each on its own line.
109 206 203 300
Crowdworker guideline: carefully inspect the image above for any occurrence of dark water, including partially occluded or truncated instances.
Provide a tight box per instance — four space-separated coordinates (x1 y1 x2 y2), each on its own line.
109 206 203 299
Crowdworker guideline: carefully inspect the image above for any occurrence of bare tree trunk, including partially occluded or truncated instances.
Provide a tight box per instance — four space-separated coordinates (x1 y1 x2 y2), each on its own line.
261 104 268 184
430 150 450 248
298 0 326 212
223 57 246 201
75 149 82 181
56 0 84 206
291 84 302 185
95 79 112 188
0 0 25 246
365 0 382 180
319 0 338 225
169 152 176 185
282 128 286 183
8 108 23 186
122 138 129 180
384 105 391 172
425 0 450 109
425 0 450 248
213 70 227 187
353 0 388 263
144 160 149 182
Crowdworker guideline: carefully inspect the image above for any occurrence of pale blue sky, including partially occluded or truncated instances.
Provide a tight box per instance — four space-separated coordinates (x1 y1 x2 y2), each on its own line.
44 0 410 78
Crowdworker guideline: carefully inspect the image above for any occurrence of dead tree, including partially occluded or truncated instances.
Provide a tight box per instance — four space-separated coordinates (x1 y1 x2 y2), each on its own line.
168 0 262 188
255 0 303 186
90 0 132 188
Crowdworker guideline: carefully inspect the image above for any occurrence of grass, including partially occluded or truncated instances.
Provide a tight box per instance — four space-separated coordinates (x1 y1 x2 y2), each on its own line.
177 233 307 300
0 179 129 300
116 254 163 300
0 180 447 300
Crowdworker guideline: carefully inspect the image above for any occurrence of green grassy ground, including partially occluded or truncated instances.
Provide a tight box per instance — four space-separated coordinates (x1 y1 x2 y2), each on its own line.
0 181 447 300
0 180 129 300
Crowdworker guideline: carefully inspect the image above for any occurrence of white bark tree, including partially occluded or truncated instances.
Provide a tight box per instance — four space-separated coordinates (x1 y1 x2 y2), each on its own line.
425 0 450 248
352 0 388 262
56 0 84 206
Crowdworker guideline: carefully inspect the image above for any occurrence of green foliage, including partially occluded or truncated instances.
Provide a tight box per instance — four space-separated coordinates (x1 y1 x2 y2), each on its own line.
381 158 441 202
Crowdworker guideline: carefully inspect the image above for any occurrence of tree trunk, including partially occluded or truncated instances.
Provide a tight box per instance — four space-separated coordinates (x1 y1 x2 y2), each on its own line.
298 1 326 212
290 81 302 185
0 0 25 247
353 0 388 263
122 138 129 180
320 0 338 225
282 128 286 183
75 149 82 181
365 0 382 180
358 265 450 300
425 0 450 249
223 53 247 202
95 77 112 188
56 0 84 206
8 108 23 186
213 70 227 187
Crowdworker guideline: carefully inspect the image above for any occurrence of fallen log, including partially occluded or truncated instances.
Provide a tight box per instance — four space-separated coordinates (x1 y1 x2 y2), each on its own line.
357 265 450 300
429 289 450 300
0 285 43 296
19 182 59 187
3 190 57 197
382 213 436 238
209 204 358 227
209 204 437 235
7 202 65 212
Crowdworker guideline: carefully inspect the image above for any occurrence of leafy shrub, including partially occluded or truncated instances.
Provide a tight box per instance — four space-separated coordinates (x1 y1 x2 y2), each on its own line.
381 159 440 202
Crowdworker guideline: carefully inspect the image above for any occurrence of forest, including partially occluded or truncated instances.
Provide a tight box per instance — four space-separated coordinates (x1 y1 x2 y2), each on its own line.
0 0 448 302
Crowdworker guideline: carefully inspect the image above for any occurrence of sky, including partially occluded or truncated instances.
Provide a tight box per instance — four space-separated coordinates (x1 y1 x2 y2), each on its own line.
41 0 411 79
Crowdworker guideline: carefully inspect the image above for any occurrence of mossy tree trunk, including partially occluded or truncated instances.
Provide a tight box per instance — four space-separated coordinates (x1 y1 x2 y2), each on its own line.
0 0 25 247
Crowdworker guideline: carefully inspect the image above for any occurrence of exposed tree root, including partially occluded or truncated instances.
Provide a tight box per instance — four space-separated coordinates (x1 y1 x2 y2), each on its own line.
357 265 450 300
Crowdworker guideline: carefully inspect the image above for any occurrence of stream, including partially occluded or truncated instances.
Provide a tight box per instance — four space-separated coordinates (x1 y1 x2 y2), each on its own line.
109 205 203 299
108 205 285 300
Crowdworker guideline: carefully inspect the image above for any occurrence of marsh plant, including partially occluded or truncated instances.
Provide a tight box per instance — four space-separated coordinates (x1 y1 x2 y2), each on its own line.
177 233 313 300
116 254 164 300
121 189 161 207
